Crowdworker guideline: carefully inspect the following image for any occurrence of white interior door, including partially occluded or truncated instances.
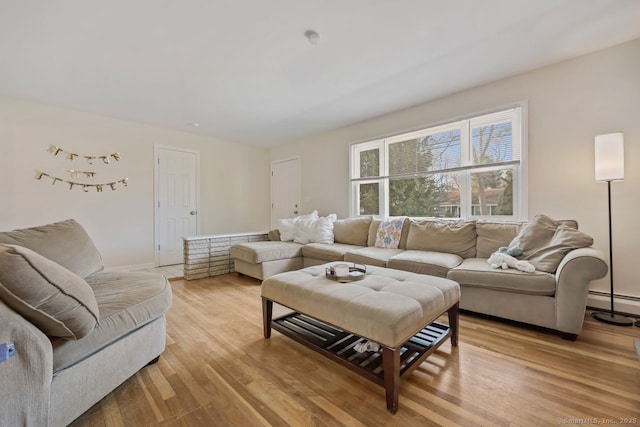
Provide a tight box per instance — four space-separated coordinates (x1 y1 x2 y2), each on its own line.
271 157 300 229
156 147 198 266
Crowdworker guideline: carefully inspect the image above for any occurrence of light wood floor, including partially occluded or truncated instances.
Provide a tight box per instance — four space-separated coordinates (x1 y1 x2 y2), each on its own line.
72 274 640 427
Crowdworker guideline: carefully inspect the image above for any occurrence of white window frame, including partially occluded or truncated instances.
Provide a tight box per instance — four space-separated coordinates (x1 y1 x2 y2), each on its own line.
350 102 528 220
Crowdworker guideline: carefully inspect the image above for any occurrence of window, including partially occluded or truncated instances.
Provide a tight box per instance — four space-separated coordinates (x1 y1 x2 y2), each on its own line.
350 106 525 219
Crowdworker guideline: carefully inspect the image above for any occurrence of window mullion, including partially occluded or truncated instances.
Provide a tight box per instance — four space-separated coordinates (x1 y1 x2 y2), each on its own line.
460 121 471 166
381 139 389 217
460 121 471 217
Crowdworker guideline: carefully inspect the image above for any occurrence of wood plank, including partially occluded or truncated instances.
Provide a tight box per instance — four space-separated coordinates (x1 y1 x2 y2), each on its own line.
70 274 640 426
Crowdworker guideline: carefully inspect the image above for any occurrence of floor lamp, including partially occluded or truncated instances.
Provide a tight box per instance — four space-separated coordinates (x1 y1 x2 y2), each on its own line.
592 132 633 326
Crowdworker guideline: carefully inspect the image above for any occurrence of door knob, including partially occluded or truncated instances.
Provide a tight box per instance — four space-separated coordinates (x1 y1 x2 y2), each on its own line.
190 211 197 215
293 211 298 214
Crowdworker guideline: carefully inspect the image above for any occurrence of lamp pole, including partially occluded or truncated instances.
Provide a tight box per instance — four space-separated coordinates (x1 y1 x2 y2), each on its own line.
592 133 632 326
606 180 615 316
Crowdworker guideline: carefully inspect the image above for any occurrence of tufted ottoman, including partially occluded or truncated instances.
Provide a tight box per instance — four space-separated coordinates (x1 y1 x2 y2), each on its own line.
261 262 460 413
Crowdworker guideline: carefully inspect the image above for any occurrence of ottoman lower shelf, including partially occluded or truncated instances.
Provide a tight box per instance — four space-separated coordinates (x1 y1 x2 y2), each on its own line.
271 311 451 400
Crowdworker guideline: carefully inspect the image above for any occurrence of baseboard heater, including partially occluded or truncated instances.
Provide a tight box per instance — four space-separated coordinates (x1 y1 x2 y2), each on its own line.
587 290 640 317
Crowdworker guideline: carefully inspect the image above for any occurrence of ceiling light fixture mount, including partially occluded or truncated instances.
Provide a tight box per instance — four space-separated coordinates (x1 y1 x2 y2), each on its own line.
304 30 320 45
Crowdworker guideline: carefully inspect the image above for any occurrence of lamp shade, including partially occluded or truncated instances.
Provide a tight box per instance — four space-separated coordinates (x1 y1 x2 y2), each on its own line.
595 132 624 182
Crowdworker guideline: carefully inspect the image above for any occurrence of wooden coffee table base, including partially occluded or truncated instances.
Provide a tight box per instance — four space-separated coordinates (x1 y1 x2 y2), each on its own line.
262 298 459 413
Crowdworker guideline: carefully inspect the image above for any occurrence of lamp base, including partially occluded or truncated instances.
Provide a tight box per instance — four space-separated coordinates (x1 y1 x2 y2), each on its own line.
592 311 633 326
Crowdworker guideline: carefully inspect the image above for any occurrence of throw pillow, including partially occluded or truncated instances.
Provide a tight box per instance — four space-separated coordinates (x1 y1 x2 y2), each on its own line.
0 244 100 339
509 214 593 273
508 214 558 254
0 219 103 278
374 218 405 249
531 224 594 273
293 214 337 244
268 229 281 241
277 210 318 242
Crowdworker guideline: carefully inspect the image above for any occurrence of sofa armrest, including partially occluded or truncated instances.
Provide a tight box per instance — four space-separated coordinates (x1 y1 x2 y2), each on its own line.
554 247 608 334
0 299 53 426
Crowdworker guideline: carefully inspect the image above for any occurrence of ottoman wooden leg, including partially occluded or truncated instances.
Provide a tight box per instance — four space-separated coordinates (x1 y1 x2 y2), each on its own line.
382 346 400 414
262 298 273 338
448 302 459 347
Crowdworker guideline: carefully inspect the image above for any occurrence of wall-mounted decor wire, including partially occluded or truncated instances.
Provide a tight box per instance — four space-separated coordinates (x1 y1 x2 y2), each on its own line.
36 145 128 192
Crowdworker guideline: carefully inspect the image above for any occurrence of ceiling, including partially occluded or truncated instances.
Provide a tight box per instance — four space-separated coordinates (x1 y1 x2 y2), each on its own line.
2 1 640 147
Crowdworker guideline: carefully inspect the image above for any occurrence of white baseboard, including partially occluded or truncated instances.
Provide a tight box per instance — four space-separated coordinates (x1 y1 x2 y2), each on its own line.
587 292 640 317
104 262 157 272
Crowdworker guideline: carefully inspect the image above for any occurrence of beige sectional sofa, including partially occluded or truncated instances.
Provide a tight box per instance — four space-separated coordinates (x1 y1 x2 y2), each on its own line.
230 215 607 339
0 220 173 426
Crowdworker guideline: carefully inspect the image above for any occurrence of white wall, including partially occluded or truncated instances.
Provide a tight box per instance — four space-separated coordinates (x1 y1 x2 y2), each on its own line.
0 95 270 268
270 38 640 304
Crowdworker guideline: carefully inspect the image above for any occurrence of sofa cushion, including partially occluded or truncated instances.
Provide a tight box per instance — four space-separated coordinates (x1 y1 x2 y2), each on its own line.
447 258 556 296
333 217 371 246
388 250 463 278
509 214 592 273
345 247 404 267
0 219 103 278
406 219 477 258
302 243 363 262
235 257 304 280
0 244 99 339
52 271 172 373
230 241 303 264
475 220 523 258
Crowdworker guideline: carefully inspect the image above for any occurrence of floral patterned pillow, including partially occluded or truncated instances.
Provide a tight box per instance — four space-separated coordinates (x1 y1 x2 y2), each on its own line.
374 218 405 249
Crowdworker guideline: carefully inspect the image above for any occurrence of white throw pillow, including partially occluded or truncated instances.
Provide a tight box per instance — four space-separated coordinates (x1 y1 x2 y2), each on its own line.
277 210 318 241
293 214 337 244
